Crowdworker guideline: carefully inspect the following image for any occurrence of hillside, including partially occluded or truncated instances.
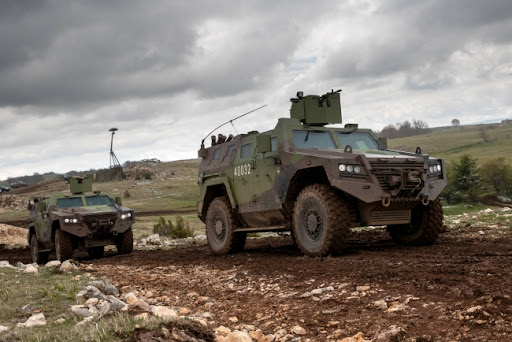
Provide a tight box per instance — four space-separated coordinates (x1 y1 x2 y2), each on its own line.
389 122 512 165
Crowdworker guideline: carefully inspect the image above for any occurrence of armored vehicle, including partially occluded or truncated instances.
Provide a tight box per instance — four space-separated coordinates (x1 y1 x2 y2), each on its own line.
27 176 134 263
197 90 447 257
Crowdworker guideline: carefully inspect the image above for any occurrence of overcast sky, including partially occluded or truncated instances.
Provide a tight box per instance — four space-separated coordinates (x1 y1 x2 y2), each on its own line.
1 0 512 180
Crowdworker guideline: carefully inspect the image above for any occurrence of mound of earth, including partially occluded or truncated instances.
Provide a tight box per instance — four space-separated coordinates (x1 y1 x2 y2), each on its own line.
0 194 26 213
0 224 27 246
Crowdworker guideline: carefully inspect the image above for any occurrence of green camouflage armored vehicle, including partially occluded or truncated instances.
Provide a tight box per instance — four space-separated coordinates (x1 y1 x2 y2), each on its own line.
27 176 134 263
197 90 447 257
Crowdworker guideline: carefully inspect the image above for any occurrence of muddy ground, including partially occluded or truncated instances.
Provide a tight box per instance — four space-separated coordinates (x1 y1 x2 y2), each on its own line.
1 224 511 341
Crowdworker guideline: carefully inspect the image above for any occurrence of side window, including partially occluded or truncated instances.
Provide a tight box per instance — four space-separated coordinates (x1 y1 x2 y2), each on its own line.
212 148 221 160
240 143 252 159
271 137 277 152
226 145 235 156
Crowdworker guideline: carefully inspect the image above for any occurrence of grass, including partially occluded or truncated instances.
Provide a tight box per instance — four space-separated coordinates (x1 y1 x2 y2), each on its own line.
389 122 512 165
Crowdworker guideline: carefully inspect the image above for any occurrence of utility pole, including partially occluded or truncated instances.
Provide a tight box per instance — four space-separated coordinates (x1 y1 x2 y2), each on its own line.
109 128 121 168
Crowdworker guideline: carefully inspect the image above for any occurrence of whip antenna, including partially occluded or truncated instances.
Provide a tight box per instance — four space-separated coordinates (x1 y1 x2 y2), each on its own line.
201 104 267 148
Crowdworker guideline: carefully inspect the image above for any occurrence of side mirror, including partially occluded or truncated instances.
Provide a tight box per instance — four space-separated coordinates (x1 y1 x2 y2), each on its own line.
115 197 123 206
256 135 272 153
37 202 47 212
378 137 388 150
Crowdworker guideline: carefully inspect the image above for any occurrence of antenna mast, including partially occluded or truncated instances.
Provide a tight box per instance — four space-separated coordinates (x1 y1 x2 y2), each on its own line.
109 128 121 168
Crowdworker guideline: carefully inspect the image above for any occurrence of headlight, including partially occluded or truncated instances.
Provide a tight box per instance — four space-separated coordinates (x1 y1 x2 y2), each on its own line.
436 164 442 172
339 164 346 172
64 218 69 223
354 166 361 174
72 218 78 223
346 165 354 173
121 212 132 219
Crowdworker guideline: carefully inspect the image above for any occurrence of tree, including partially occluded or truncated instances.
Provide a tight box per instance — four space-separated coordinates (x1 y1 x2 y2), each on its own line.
451 119 460 127
452 154 482 202
480 158 512 195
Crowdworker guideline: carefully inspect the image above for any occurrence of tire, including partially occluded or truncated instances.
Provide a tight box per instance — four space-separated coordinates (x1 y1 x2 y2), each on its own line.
30 234 49 264
388 198 443 245
88 246 105 259
116 228 134 255
55 229 73 261
293 184 350 257
206 197 241 255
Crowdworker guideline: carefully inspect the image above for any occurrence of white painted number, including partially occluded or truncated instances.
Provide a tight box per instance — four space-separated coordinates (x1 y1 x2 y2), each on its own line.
234 164 252 176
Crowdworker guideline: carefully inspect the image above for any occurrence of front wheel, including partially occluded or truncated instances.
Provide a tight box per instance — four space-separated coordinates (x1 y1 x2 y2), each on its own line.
206 197 242 255
55 229 73 261
30 234 49 264
116 228 134 255
388 198 443 245
293 184 350 257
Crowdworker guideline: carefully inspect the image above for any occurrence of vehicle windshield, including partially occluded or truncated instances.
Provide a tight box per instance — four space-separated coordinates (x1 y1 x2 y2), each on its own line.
292 130 336 149
336 132 379 151
85 195 113 206
56 197 84 208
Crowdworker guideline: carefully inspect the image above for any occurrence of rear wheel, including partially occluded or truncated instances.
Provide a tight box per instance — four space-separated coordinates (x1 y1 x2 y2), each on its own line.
293 184 350 257
55 229 73 261
388 198 443 245
87 246 105 259
116 228 134 255
30 234 49 264
206 197 243 254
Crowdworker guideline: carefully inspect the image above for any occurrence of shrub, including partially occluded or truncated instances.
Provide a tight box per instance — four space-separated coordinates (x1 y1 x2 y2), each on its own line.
451 154 482 202
480 157 512 195
123 190 131 198
153 215 194 239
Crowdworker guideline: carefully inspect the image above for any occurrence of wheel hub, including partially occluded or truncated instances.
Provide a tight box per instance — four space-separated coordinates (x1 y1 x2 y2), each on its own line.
303 206 323 241
213 213 226 241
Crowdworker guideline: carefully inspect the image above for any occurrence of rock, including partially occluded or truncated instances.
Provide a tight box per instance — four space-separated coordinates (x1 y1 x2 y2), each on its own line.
60 260 78 272
179 307 191 315
340 332 369 342
478 230 485 235
467 305 483 314
373 299 388 310
146 234 162 245
133 299 150 311
16 313 46 328
85 298 99 306
356 285 370 292
249 330 264 340
386 303 408 313
372 325 406 342
216 325 232 336
150 306 178 322
96 300 111 315
81 285 107 301
0 325 8 333
291 325 306 335
0 261 15 269
106 295 127 311
20 304 35 313
89 279 120 296
124 292 138 305
300 292 312 298
16 262 25 268
55 318 66 324
44 260 61 267
71 305 93 318
224 331 252 342
75 316 94 326
135 312 150 321
24 264 38 274
228 316 239 323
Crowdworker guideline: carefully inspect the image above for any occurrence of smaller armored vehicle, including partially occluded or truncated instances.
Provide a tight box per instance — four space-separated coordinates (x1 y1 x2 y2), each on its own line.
27 176 134 263
197 90 447 257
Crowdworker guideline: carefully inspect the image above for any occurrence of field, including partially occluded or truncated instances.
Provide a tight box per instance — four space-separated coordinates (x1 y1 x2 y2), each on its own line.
389 122 512 165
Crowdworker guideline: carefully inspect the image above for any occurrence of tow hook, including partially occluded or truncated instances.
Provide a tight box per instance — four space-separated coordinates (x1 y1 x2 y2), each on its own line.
112 230 119 236
381 196 391 207
421 195 430 206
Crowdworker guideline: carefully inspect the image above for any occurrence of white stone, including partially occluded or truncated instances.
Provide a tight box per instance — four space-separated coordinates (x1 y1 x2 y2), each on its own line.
106 295 127 311
71 305 92 318
467 305 482 314
146 234 162 245
228 316 239 323
224 331 252 342
372 325 406 342
0 261 15 269
291 325 306 335
24 264 38 274
150 306 178 322
60 260 78 272
373 299 388 310
356 285 371 292
44 260 61 267
0 325 9 333
215 325 232 336
386 304 408 313
124 292 138 305
16 313 46 328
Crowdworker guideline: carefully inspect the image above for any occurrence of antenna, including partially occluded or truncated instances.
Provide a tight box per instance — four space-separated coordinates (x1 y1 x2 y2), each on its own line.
109 128 121 168
200 104 267 148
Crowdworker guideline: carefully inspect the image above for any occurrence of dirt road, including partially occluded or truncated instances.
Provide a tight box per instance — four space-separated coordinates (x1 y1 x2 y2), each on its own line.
2 224 511 341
